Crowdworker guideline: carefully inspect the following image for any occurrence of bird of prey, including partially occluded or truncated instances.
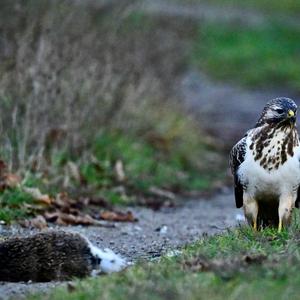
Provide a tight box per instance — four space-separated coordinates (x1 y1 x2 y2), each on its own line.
230 98 300 232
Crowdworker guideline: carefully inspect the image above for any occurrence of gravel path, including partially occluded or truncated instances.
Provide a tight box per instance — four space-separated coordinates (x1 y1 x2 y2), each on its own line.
0 189 239 300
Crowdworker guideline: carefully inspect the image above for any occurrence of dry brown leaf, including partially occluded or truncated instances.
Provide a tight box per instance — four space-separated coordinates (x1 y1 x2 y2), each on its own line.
100 210 138 222
4 173 21 188
0 169 21 191
20 215 48 229
53 192 72 209
23 187 52 205
149 187 176 200
23 203 49 212
57 213 97 226
44 211 60 222
44 211 97 226
0 160 22 190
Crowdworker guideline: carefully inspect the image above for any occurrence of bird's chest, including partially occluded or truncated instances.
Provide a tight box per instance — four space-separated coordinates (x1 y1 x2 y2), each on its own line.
238 129 300 194
250 127 298 171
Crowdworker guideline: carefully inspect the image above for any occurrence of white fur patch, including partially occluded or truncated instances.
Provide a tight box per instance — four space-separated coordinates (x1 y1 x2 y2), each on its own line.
88 242 127 274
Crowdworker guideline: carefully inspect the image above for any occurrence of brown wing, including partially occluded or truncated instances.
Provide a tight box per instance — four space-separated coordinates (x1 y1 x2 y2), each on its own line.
229 136 247 208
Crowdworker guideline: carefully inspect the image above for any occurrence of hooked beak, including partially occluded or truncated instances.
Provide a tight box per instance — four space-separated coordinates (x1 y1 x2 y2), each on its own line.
287 110 296 125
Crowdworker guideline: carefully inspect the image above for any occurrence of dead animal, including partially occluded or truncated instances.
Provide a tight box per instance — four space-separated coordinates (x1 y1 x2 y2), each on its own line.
0 231 127 282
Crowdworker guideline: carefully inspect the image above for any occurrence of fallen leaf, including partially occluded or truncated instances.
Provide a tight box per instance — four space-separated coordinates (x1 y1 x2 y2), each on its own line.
20 215 48 229
53 192 73 210
0 172 21 191
23 187 52 205
100 210 138 222
44 211 60 222
57 213 97 226
149 187 176 200
3 173 21 188
44 211 98 226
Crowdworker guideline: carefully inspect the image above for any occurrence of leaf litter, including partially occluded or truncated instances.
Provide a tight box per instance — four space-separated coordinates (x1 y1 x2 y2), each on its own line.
0 160 138 228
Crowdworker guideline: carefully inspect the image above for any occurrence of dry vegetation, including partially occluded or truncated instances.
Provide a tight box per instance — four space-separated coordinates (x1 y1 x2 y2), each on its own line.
0 0 181 169
0 0 223 222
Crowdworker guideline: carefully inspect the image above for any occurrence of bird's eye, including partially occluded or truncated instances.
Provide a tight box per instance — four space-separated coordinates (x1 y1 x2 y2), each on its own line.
275 108 284 114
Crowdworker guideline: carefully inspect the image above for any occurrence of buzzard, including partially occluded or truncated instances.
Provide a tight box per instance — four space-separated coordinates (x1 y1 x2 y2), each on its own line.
230 98 300 232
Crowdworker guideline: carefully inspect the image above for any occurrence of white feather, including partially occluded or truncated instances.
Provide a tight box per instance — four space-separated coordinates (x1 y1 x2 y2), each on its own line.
238 129 300 198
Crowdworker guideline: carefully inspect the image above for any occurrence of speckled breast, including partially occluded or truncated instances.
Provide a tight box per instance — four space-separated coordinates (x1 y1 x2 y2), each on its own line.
249 125 299 172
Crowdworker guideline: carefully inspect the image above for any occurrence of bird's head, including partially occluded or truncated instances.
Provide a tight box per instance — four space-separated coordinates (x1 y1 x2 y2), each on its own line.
256 97 297 128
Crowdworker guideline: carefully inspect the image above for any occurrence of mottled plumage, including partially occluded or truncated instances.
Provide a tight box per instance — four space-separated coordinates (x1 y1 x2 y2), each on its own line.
230 98 300 231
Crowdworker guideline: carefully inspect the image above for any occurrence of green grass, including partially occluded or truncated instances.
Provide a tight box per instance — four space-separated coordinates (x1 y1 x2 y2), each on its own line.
28 217 300 300
78 130 221 204
192 23 300 91
0 126 223 221
173 0 300 15
0 173 60 224
0 188 34 223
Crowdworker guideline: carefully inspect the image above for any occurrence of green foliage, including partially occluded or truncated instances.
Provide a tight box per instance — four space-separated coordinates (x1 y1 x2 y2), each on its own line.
28 220 300 300
0 187 34 223
192 23 300 91
79 131 218 203
174 0 300 15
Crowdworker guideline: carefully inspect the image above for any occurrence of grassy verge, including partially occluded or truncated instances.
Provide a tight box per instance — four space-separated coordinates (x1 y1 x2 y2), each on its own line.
0 188 34 223
0 126 223 223
191 23 300 91
173 0 300 15
29 216 300 300
79 130 221 197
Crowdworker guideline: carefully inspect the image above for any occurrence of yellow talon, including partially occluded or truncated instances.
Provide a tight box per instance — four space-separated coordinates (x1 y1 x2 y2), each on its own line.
278 220 282 233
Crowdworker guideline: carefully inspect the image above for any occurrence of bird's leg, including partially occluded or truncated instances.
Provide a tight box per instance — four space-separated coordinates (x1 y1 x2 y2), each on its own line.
253 219 257 231
278 219 282 233
243 194 258 231
278 194 294 233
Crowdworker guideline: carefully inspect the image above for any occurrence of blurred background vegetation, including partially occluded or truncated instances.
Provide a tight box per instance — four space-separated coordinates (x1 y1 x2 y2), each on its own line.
0 0 299 222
